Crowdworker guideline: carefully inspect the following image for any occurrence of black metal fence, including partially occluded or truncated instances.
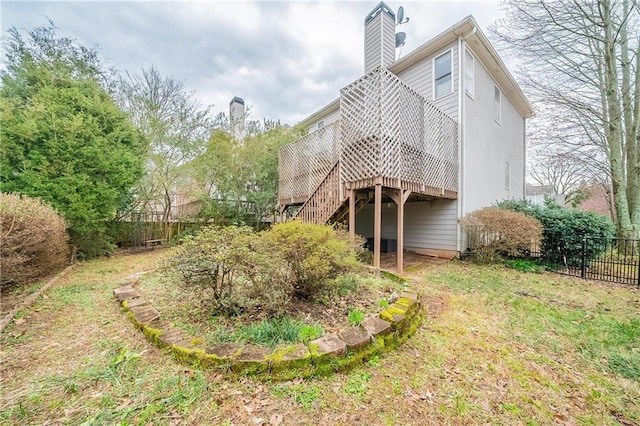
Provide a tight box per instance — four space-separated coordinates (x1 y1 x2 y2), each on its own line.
537 237 640 286
466 233 640 286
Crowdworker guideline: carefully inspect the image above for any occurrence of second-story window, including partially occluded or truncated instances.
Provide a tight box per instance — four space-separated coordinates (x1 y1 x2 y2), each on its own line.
317 120 325 130
434 50 452 99
464 49 474 98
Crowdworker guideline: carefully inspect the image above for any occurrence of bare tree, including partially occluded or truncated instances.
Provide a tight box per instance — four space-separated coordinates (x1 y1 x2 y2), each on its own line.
493 0 640 236
118 66 213 238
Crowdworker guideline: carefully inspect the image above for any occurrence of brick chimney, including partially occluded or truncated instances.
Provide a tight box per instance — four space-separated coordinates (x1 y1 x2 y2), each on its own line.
364 2 396 73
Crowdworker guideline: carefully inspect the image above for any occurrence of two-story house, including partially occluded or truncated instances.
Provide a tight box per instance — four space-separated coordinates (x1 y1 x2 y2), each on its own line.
278 2 533 273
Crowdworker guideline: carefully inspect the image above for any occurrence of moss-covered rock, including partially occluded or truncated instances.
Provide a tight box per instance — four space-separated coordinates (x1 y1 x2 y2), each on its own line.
114 267 424 379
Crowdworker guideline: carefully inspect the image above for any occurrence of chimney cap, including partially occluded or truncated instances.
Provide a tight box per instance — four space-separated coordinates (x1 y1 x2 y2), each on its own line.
364 1 395 25
230 96 245 106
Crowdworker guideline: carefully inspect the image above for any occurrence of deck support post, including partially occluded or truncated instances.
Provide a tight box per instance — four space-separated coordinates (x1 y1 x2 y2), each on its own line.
348 189 355 237
389 189 411 274
374 183 382 269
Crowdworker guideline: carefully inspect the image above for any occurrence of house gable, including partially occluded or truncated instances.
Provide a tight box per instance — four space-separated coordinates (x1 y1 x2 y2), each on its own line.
280 7 532 264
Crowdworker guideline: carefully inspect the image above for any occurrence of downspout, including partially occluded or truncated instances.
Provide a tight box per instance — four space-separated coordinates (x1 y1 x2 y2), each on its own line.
522 118 527 199
457 26 476 253
457 35 464 254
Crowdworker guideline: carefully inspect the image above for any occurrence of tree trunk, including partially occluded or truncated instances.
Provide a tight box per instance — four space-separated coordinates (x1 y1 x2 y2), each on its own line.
601 0 633 237
621 0 640 235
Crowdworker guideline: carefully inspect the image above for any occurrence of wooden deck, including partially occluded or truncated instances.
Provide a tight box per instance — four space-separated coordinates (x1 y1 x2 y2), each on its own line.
278 66 459 273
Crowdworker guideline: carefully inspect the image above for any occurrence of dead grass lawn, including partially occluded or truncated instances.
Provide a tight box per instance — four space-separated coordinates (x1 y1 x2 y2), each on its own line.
1 251 638 425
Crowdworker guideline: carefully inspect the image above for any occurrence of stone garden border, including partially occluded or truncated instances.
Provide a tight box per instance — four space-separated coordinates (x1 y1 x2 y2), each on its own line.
113 270 422 379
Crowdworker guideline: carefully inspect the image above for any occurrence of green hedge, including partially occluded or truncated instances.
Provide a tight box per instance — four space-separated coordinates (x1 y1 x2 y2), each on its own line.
496 199 615 261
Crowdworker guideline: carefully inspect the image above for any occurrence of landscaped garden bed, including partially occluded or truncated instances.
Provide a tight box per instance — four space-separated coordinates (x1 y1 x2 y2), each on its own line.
114 221 423 378
138 269 403 348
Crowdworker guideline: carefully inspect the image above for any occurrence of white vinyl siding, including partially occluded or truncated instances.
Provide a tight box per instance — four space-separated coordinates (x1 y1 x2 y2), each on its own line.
464 49 474 98
395 43 459 119
307 108 340 134
355 199 458 254
434 50 453 99
494 85 502 124
462 53 526 213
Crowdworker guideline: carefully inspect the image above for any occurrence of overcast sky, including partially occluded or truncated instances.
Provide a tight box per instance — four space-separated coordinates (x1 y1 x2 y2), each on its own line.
2 0 506 125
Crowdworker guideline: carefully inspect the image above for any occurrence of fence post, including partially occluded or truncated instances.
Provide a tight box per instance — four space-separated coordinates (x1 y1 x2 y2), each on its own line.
581 237 587 279
637 247 640 287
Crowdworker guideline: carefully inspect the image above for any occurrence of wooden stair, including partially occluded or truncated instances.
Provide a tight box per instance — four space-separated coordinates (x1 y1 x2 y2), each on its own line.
295 162 342 224
295 162 372 225
329 197 369 224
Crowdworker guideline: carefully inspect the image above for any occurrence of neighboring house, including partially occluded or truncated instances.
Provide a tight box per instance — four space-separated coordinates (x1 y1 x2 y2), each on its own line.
576 183 612 218
525 183 565 206
134 96 248 222
278 2 533 273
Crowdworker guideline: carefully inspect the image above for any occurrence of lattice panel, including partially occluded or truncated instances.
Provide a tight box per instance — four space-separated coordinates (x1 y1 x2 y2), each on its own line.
278 121 340 202
339 66 456 192
340 69 383 183
280 65 458 217
296 162 342 224
422 103 458 192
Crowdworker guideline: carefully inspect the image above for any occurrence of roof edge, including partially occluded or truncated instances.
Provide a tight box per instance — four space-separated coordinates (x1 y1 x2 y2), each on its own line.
297 98 340 129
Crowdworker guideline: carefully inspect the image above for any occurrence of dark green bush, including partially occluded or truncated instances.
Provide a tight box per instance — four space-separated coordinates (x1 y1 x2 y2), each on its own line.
504 259 546 273
496 199 616 261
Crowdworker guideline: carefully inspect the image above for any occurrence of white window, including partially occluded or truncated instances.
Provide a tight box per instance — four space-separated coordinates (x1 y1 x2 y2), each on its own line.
317 120 325 129
434 50 452 99
464 49 474 98
494 85 502 124
505 161 511 190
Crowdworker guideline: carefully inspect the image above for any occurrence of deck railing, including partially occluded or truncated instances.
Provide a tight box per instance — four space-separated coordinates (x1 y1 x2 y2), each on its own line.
278 122 339 203
340 66 458 192
278 66 458 206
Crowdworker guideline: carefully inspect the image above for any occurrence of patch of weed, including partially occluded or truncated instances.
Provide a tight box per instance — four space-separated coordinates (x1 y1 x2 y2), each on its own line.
344 370 372 397
234 317 323 347
334 273 360 296
270 384 321 410
347 309 364 326
505 259 546 273
298 324 323 344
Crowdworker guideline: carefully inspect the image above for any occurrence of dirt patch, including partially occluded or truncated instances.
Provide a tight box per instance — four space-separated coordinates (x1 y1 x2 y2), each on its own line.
380 251 451 272
421 294 447 320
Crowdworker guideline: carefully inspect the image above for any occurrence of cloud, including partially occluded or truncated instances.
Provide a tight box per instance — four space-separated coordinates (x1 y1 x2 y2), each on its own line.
2 1 502 125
